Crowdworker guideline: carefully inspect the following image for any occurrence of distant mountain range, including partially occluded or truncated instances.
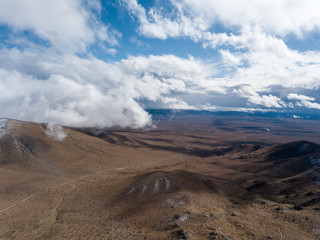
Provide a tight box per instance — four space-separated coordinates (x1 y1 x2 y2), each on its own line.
147 109 320 120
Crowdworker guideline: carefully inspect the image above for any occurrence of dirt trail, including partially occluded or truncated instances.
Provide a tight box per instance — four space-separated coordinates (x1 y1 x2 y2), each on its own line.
0 170 104 214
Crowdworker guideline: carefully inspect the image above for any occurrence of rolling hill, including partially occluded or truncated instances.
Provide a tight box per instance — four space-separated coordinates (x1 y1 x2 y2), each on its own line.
0 116 320 239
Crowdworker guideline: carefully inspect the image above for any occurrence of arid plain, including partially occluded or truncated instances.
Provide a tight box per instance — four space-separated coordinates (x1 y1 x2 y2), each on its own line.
0 111 320 239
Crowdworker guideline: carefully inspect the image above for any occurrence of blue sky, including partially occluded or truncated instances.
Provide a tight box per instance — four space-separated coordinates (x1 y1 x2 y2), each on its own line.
0 0 320 127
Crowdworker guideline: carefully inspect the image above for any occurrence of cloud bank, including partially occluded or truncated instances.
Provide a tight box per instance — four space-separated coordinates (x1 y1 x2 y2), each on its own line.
0 48 219 127
0 0 320 128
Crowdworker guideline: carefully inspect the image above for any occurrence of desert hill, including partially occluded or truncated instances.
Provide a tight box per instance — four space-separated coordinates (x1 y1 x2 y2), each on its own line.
0 116 320 239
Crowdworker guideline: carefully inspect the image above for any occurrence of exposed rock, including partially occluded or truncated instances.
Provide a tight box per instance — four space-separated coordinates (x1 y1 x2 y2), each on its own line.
171 229 187 239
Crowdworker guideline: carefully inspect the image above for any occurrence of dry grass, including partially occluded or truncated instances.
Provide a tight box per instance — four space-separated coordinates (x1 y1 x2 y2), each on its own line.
0 116 320 239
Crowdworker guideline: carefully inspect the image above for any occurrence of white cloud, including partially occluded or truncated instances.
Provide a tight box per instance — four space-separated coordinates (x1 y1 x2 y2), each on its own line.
287 93 320 110
233 87 287 108
0 0 120 52
161 97 196 110
44 123 67 141
0 49 220 127
248 95 286 108
0 46 319 127
120 0 205 40
287 93 315 101
122 0 320 41
105 48 118 56
219 50 242 66
121 0 320 98
1 0 320 128
177 0 320 36
0 67 152 128
297 100 320 110
209 28 320 95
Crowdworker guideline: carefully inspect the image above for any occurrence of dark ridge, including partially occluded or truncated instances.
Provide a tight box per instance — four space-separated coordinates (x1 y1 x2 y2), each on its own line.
268 141 320 159
140 138 175 143
301 196 320 207
246 181 267 192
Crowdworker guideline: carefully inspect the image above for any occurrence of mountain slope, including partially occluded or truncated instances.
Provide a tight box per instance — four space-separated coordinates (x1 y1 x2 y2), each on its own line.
0 119 319 239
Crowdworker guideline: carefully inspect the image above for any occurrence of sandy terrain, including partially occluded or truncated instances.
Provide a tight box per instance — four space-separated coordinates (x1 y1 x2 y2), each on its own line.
0 113 320 239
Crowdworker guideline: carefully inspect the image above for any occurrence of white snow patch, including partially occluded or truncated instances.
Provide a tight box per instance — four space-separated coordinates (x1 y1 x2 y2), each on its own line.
165 178 170 190
153 180 159 194
139 185 147 196
0 118 8 138
44 123 67 141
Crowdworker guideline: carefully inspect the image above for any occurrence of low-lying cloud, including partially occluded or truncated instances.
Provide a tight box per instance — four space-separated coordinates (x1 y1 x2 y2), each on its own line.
44 123 67 141
1 46 320 127
0 49 219 127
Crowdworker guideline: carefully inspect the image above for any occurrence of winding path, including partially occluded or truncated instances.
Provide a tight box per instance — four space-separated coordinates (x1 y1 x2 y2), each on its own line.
0 170 104 214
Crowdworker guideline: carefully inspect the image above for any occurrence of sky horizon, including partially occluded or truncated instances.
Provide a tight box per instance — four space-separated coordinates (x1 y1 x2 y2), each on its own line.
1 0 320 127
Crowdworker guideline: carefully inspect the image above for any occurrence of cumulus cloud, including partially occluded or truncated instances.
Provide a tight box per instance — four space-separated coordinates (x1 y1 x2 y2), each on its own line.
207 27 320 96
287 93 315 101
119 0 206 40
105 48 118 56
296 101 320 110
287 93 320 110
219 50 242 66
161 97 196 110
233 87 287 108
121 0 320 106
247 95 287 108
122 0 320 40
121 1 320 92
1 43 319 127
179 0 320 36
0 48 220 127
0 0 120 52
